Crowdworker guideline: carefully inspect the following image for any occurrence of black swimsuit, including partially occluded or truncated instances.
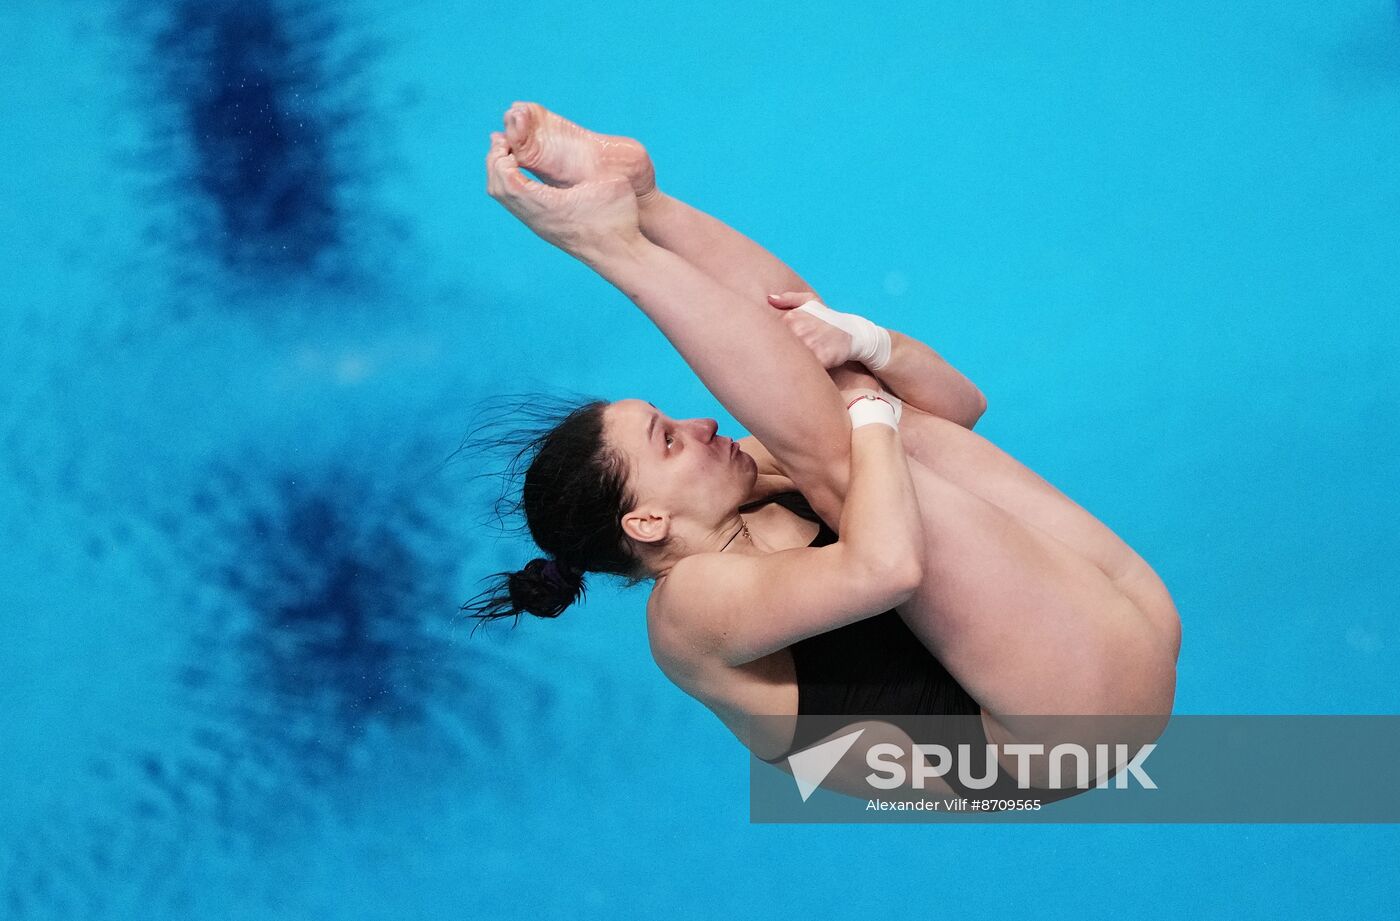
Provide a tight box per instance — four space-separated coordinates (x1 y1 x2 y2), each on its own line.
745 490 982 763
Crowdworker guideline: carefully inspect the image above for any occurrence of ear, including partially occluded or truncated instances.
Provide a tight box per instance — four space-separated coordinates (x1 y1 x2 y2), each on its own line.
620 506 671 546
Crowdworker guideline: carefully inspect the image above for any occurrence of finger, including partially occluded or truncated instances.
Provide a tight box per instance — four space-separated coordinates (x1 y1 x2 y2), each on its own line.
486 131 510 168
497 156 548 196
779 311 808 333
767 290 817 309
488 143 528 191
486 132 510 197
496 157 565 211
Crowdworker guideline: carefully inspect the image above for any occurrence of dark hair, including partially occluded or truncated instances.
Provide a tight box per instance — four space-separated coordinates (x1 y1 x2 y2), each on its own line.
457 394 649 628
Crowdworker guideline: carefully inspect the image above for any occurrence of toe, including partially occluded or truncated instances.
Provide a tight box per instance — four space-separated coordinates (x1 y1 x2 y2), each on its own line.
504 104 543 167
503 106 525 143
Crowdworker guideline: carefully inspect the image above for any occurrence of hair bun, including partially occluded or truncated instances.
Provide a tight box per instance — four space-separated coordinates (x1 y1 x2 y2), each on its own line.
508 557 585 618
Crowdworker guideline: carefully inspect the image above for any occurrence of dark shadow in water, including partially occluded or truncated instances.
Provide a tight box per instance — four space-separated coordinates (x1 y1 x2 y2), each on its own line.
2 447 563 918
121 0 392 287
156 1 343 271
187 454 550 778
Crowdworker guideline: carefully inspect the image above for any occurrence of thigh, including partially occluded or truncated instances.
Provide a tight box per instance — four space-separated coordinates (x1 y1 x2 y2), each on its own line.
897 408 1179 643
894 462 1177 722
900 409 1143 584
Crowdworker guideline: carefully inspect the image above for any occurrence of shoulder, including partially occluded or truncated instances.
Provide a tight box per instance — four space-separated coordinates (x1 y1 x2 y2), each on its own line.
646 538 851 669
650 546 798 665
645 554 747 683
647 552 749 650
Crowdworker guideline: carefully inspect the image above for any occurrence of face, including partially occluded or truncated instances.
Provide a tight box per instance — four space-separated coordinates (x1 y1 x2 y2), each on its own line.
602 399 757 547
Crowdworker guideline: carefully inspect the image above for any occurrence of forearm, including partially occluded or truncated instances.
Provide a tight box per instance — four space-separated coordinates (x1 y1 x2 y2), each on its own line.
579 236 851 511
781 296 987 429
867 330 986 429
839 420 924 588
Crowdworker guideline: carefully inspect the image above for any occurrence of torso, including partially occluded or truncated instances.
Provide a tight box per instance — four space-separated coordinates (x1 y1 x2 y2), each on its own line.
644 485 821 761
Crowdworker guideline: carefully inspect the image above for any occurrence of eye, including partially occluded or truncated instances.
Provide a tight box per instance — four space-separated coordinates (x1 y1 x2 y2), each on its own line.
664 432 675 449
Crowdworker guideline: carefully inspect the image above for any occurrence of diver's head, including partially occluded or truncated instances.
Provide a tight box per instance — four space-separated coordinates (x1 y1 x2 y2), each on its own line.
602 398 756 566
460 396 754 626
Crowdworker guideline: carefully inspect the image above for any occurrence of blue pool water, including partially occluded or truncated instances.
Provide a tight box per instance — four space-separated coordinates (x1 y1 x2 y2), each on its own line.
1 0 1397 917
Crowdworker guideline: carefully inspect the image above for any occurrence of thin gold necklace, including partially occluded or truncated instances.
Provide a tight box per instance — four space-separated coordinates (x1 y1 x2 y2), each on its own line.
719 516 750 552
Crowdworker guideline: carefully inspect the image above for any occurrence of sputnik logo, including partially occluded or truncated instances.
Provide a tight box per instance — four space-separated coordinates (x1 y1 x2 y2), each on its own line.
784 729 866 801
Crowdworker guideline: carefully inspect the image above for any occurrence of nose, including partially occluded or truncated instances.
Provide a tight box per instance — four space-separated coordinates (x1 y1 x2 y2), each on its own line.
688 417 719 442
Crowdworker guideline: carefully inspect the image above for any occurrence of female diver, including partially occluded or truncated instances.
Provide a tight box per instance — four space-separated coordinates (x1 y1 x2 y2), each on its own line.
466 102 1181 800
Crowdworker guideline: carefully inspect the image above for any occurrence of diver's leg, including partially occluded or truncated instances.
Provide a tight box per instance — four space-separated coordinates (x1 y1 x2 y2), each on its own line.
896 407 1181 648
503 101 816 304
633 191 818 304
895 458 1178 734
829 363 1179 651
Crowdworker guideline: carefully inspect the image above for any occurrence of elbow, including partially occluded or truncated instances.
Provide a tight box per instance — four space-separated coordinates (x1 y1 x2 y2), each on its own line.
891 555 925 601
842 541 924 610
866 553 924 606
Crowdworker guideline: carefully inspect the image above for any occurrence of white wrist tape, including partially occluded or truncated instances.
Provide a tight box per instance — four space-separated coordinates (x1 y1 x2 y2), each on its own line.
795 299 892 371
846 393 901 430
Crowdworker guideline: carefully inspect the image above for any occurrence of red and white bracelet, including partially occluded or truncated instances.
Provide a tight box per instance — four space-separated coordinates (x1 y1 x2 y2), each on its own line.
845 393 900 430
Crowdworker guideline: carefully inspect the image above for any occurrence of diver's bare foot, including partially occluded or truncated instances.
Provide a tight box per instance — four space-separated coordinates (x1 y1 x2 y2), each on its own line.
502 101 658 202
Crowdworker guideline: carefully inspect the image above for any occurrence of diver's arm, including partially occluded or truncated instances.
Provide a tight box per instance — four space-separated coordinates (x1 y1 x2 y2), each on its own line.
824 347 985 429
658 393 925 667
581 235 852 527
768 291 986 429
861 331 987 429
